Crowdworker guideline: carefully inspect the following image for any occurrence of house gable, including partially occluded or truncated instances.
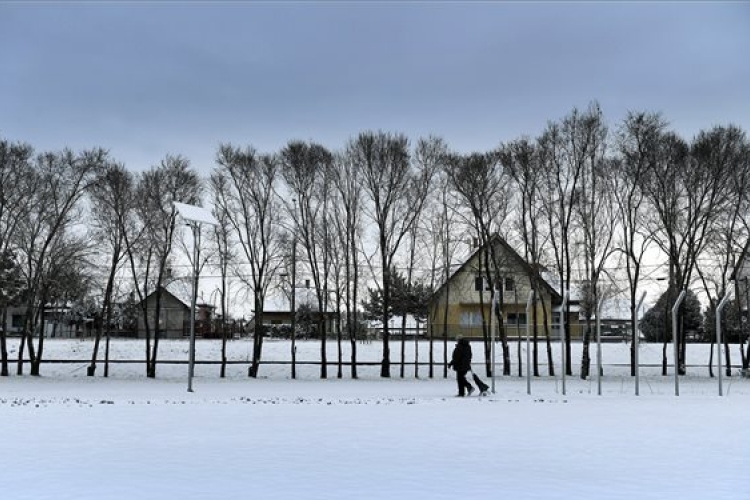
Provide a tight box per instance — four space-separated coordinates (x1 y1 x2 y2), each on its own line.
429 234 560 308
136 287 191 339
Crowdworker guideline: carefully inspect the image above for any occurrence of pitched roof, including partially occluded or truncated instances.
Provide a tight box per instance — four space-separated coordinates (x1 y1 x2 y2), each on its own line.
428 234 561 304
588 298 633 321
138 285 191 309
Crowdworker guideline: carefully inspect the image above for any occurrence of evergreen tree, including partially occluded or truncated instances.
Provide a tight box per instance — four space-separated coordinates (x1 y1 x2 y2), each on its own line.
704 299 747 344
641 288 702 342
362 267 431 324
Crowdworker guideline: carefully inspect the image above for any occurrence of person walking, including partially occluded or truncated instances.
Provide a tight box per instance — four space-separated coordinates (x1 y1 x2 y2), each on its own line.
448 336 475 396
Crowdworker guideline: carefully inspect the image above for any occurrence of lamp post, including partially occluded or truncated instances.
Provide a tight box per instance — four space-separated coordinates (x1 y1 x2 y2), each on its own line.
561 290 568 396
490 281 498 394
596 296 603 396
174 202 218 393
634 291 647 396
525 291 534 395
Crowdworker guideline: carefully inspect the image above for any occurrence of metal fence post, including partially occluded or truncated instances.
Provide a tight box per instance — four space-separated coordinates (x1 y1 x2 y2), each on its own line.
672 290 686 396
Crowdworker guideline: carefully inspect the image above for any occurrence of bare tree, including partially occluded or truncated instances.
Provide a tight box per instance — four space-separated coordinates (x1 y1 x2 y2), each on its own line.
445 150 513 376
398 139 447 378
209 173 237 378
213 144 284 378
539 107 591 376
330 147 365 379
279 141 335 379
425 175 467 379
642 128 733 374
15 148 104 375
354 132 437 378
691 126 749 375
571 104 615 380
32 232 93 374
502 138 554 376
136 155 202 378
0 138 36 376
612 112 663 376
87 162 135 377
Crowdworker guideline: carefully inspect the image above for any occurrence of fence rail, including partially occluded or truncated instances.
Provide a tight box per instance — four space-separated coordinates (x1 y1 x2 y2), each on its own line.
9 359 748 369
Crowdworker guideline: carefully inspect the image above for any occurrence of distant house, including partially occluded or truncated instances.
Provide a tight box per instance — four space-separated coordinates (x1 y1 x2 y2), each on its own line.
427 235 579 341
731 239 750 320
2 306 27 336
2 304 77 338
136 286 214 339
427 234 633 341
248 309 339 338
366 314 425 340
585 298 638 341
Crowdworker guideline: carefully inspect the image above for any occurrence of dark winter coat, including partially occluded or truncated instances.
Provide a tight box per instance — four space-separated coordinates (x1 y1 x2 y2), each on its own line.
449 338 472 372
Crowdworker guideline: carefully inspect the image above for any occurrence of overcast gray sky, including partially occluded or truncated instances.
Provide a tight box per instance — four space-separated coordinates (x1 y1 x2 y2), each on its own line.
1 1 749 174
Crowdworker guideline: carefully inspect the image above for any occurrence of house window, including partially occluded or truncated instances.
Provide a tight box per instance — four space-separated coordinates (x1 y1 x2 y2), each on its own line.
504 277 515 292
474 277 483 292
460 311 483 327
506 313 527 326
474 276 495 292
11 314 25 329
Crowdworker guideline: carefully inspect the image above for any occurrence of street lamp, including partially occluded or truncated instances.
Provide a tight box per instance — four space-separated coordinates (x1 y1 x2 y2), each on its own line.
174 202 218 393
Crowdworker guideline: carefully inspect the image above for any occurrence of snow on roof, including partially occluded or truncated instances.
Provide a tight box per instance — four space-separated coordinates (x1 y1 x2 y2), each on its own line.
367 315 424 329
593 298 633 321
174 202 218 226
540 272 584 301
164 282 193 309
541 273 633 320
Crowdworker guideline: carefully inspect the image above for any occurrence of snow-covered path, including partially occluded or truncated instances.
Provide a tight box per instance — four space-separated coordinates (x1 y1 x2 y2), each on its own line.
2 339 749 499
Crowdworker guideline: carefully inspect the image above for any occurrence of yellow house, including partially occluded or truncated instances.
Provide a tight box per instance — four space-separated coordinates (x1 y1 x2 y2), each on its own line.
731 238 750 318
427 235 582 341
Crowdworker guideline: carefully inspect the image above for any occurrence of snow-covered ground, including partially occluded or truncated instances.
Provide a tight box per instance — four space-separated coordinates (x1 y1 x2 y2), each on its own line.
2 339 749 499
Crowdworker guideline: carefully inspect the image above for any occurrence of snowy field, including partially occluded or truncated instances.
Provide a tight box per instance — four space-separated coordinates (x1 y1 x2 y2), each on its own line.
2 338 749 500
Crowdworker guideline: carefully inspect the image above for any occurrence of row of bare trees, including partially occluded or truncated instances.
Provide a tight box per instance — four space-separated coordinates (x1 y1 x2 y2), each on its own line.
2 103 749 379
0 145 203 378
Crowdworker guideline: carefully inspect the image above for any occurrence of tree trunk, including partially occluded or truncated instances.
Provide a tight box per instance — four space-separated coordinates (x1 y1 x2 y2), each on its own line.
104 323 111 378
88 314 103 377
724 334 732 377
220 275 228 379
318 313 328 379
148 288 162 379
380 258 391 378
31 303 46 376
337 299 343 379
542 297 554 376
517 322 522 378
249 295 264 378
18 331 27 374
580 323 592 380
1 307 8 376
350 237 359 380
400 313 406 378
428 317 434 379
414 320 420 379
90 251 119 377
